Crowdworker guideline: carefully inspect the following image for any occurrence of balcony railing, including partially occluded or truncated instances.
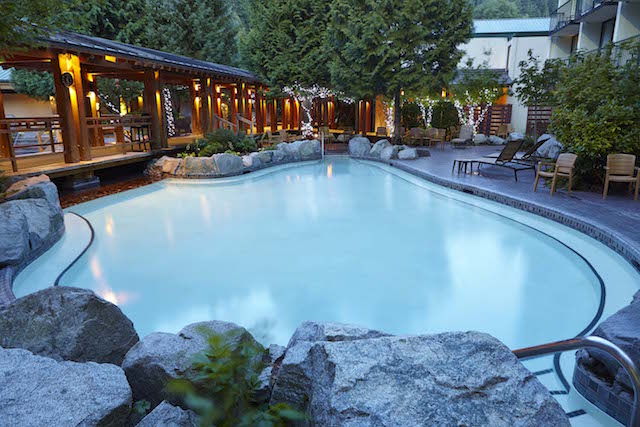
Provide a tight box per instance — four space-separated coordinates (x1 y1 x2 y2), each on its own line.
580 0 617 15
563 34 640 66
550 0 581 32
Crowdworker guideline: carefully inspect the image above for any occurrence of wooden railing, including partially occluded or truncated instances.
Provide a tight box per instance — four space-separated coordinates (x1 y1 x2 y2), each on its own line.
0 116 63 172
236 114 255 135
214 115 238 133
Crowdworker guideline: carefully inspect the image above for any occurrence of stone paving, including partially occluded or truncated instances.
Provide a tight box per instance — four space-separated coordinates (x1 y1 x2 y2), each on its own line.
387 145 640 268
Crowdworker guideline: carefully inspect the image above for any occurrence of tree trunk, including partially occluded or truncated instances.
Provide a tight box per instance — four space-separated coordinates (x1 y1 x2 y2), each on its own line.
394 90 402 144
533 100 538 143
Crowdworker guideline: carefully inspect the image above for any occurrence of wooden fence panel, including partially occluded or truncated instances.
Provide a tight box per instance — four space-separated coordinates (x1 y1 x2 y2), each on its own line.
526 106 553 136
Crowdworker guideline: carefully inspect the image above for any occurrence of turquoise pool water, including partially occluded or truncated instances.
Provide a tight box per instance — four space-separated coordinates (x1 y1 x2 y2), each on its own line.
13 158 639 351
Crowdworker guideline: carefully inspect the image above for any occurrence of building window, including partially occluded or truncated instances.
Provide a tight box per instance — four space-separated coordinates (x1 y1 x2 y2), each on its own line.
600 18 615 49
506 45 511 71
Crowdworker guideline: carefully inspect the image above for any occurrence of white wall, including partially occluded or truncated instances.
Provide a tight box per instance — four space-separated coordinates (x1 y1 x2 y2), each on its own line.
578 21 602 50
614 1 640 42
461 35 551 133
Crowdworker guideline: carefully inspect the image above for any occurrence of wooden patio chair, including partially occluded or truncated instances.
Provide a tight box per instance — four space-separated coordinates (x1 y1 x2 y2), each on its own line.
496 124 509 139
260 130 278 147
279 129 291 143
429 128 446 151
603 154 640 201
375 127 388 141
451 125 474 148
395 126 406 142
319 126 336 143
533 153 578 196
408 128 425 146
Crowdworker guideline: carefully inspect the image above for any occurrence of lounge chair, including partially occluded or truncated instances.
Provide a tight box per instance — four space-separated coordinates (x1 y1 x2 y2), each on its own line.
533 153 578 196
453 140 533 181
485 137 547 162
451 125 473 148
603 154 640 200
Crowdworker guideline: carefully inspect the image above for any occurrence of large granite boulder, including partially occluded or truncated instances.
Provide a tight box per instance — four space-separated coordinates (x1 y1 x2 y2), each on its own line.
287 321 390 348
213 153 243 176
0 202 29 266
489 135 506 145
136 401 199 427
0 347 131 427
579 299 640 390
508 132 526 142
277 141 304 161
536 135 563 159
380 145 400 161
10 199 64 254
299 139 321 159
272 324 569 426
6 174 61 210
255 343 286 404
398 147 418 160
370 139 391 158
122 320 262 406
0 286 139 365
474 133 489 144
242 154 262 169
348 136 372 157
162 157 183 175
182 156 216 176
272 149 286 163
252 150 273 164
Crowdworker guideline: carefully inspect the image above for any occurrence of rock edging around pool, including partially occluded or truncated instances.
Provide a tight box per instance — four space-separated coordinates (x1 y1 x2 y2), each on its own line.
147 139 323 179
0 175 65 307
0 286 571 427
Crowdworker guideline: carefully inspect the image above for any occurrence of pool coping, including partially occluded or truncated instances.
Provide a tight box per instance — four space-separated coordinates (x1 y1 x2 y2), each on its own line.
350 155 640 272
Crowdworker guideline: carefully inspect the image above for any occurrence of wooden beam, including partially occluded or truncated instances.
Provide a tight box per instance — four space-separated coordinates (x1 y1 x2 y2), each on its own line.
230 83 238 131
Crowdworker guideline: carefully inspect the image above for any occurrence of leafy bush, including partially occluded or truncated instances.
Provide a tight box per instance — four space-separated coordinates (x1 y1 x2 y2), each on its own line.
0 171 8 201
183 130 258 158
167 330 304 427
550 42 640 189
431 100 460 130
198 142 226 157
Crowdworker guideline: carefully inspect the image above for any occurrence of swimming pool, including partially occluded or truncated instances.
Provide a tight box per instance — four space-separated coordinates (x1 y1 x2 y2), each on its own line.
13 158 640 350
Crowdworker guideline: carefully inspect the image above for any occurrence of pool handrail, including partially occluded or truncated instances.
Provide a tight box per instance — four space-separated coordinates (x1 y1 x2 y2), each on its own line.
514 336 640 427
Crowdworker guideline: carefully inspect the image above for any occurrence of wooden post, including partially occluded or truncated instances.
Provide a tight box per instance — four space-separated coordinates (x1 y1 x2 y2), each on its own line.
0 89 17 171
330 97 336 129
83 71 104 147
52 53 90 163
230 84 238 132
143 69 167 149
201 77 211 136
365 100 371 134
189 80 200 135
255 87 264 134
213 84 221 129
271 99 277 132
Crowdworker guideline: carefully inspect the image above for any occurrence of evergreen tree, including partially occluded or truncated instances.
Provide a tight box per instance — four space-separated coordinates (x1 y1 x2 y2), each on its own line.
474 0 521 19
326 0 473 138
240 0 332 93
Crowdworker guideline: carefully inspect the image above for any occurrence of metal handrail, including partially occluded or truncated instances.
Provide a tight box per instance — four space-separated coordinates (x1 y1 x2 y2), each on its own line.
514 336 640 427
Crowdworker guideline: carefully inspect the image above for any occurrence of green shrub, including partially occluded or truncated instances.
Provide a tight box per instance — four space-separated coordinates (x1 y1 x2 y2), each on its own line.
0 171 8 201
198 142 226 157
167 330 304 427
401 102 422 129
431 100 460 130
233 137 257 154
550 42 640 189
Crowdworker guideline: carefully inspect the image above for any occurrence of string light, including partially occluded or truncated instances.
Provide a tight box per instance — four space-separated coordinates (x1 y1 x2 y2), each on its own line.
417 97 435 128
163 88 176 137
382 98 395 137
283 83 354 137
452 88 499 134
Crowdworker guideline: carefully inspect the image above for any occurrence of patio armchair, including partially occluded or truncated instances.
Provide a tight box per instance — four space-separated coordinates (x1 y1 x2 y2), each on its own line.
376 127 388 141
603 154 640 201
395 126 406 142
451 125 474 148
279 129 291 143
533 153 578 196
429 128 446 151
260 130 278 147
408 128 426 146
496 124 509 140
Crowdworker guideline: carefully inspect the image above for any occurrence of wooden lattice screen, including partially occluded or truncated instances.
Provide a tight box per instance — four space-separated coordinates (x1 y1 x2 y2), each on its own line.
463 104 512 135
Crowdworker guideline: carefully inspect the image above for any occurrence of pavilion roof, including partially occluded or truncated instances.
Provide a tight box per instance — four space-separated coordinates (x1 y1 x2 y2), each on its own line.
40 30 259 83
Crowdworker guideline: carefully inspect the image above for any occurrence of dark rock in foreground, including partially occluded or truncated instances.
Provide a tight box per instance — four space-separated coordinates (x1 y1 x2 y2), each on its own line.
136 401 199 427
0 346 131 427
272 325 570 427
0 286 139 365
122 320 262 406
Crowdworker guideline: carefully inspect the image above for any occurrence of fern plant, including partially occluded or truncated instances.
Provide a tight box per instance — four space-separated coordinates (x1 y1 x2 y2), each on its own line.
167 330 304 427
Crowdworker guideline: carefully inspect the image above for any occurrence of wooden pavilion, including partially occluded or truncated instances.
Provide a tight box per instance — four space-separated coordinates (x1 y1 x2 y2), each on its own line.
0 30 268 178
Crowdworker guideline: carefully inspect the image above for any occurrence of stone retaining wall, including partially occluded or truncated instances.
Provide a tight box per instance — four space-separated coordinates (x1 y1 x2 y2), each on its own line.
0 175 65 307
